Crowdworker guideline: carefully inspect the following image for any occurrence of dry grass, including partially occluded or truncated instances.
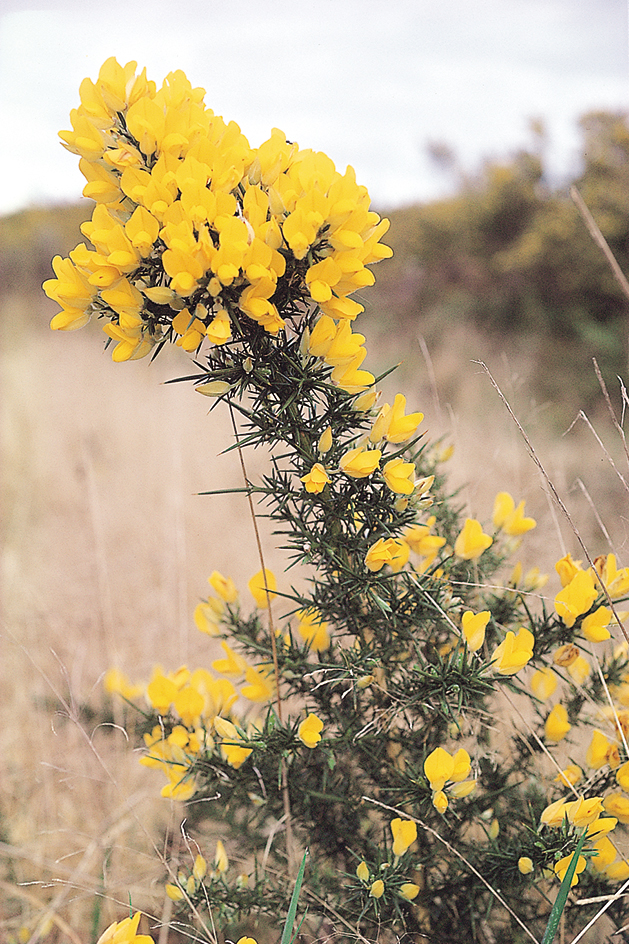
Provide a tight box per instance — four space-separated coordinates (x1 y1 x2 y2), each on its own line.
2 287 629 940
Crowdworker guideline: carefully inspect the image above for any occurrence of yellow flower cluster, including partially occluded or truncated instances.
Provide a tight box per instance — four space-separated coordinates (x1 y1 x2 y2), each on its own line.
541 794 621 886
354 819 420 906
554 552 629 636
44 58 391 361
423 746 475 813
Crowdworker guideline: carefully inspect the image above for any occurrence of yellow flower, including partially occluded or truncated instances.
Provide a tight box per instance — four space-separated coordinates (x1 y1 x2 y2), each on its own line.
565 796 604 827
555 765 582 788
339 446 381 478
586 730 616 770
356 861 370 882
544 703 571 743
296 609 330 652
382 458 416 495
555 552 582 587
581 605 612 642
591 836 617 873
318 425 333 454
530 667 557 701
424 747 471 792
165 883 185 901
298 713 323 749
369 879 385 899
595 554 629 599
554 852 586 887
103 668 143 701
241 665 275 703
492 492 536 536
248 568 277 608
384 394 424 444
391 817 417 857
518 857 534 875
193 854 207 882
490 627 534 676
194 598 224 636
603 793 629 824
301 462 331 494
212 641 248 677
214 717 253 769
606 860 629 880
96 912 154 944
365 537 409 573
554 569 598 628
454 518 493 560
214 839 228 874
461 610 490 652
541 798 570 827
399 882 420 900
617 761 629 791
208 571 238 603
433 790 448 814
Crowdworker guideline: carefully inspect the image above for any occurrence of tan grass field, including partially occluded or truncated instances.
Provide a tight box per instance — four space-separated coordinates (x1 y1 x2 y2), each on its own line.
2 286 628 940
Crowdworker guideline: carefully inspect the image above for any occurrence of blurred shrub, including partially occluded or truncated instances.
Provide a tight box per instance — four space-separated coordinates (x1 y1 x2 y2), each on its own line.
381 111 629 413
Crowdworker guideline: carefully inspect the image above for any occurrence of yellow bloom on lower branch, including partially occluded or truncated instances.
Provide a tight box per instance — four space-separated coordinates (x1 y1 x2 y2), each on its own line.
339 446 381 478
399 882 420 900
248 568 277 608
103 667 143 701
369 879 385 899
96 913 153 944
214 839 228 874
461 610 490 652
492 491 536 536
490 627 534 676
214 716 253 769
301 462 331 494
544 703 571 742
296 608 330 651
382 458 416 495
298 713 323 748
241 665 275 703
554 568 598 628
365 537 409 573
603 793 629 824
432 790 448 814
518 857 534 875
356 860 370 882
454 518 493 560
555 764 582 788
530 667 558 701
208 570 238 603
554 852 586 887
391 817 417 857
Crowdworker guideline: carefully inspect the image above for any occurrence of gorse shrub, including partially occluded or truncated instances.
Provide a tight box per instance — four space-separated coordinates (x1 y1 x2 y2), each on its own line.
43 58 629 944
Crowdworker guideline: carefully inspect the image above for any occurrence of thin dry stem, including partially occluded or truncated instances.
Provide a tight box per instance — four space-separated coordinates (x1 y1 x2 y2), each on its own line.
592 356 629 475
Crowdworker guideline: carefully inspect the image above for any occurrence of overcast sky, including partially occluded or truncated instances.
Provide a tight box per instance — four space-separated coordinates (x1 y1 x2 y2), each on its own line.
0 0 627 215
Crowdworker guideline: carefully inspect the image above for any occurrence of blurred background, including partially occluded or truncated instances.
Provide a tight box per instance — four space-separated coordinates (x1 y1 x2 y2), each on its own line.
1 1 629 938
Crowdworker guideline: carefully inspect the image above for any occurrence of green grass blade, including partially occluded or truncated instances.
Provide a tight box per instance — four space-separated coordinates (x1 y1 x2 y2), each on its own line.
541 830 587 944
280 850 309 944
